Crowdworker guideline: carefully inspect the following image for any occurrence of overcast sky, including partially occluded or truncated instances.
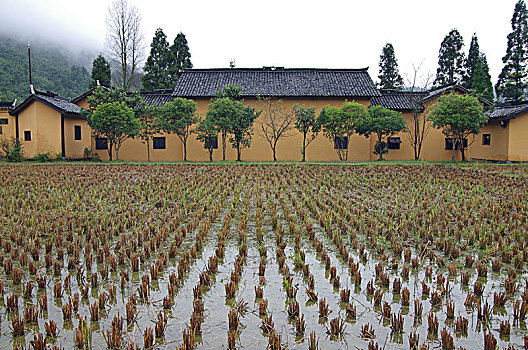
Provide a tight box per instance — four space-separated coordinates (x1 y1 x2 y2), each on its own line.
0 0 519 88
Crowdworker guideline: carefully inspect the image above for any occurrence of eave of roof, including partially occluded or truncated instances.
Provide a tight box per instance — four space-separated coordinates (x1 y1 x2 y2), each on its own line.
487 101 528 120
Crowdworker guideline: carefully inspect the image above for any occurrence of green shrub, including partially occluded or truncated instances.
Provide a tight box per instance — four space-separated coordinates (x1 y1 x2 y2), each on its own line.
0 137 23 162
34 152 52 162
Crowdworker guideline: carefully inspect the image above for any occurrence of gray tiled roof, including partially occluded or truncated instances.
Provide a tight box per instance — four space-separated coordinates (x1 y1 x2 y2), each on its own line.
173 68 381 98
140 90 174 107
370 90 423 111
36 92 82 115
488 102 528 120
0 100 15 110
10 91 82 116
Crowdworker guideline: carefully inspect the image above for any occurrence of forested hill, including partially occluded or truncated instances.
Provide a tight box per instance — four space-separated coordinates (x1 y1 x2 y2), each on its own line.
0 36 92 103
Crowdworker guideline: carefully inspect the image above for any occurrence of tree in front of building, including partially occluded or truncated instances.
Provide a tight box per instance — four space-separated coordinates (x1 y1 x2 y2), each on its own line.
229 104 260 161
463 34 494 102
87 101 141 161
194 116 218 161
216 84 242 100
405 63 434 160
496 0 528 102
156 98 197 161
84 86 140 114
318 101 367 161
429 94 487 162
167 32 192 88
142 28 170 91
255 97 296 161
378 43 404 90
293 104 320 162
207 97 238 161
434 29 465 87
89 54 111 88
136 101 159 162
105 0 145 91
355 106 406 160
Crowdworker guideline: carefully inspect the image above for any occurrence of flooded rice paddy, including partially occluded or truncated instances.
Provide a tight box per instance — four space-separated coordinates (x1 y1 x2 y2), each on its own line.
0 164 527 349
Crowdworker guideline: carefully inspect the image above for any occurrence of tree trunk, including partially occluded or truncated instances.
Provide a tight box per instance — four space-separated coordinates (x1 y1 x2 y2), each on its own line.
272 141 277 161
209 149 213 162
378 135 383 160
302 133 307 162
460 137 466 162
146 139 150 162
236 142 241 161
183 141 187 161
115 146 119 161
451 138 455 162
108 142 113 161
222 131 227 161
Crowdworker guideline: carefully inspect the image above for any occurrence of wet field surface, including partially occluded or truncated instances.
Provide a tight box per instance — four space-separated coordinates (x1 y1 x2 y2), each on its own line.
0 164 527 349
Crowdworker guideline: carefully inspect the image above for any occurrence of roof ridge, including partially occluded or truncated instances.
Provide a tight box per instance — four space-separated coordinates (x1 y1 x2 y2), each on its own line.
183 67 370 72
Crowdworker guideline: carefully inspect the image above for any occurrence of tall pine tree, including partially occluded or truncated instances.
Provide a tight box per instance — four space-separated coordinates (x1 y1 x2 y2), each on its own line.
168 32 192 89
473 54 494 102
496 0 528 102
378 43 404 90
434 29 465 87
462 34 480 89
142 28 170 91
462 34 494 102
89 54 111 88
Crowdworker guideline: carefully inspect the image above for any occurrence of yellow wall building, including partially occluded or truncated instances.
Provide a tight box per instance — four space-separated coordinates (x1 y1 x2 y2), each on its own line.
4 67 528 162
9 90 90 159
0 100 16 143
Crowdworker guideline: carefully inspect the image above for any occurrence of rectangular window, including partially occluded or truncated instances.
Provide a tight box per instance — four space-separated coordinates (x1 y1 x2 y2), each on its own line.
74 125 82 140
387 137 401 150
334 136 348 150
153 137 166 149
24 130 31 141
0 118 8 125
205 136 218 149
445 138 467 150
95 137 108 150
482 134 491 145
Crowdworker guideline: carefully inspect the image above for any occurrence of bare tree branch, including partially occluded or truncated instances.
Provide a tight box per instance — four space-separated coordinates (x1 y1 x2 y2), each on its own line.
105 0 145 91
255 97 296 161
404 62 434 160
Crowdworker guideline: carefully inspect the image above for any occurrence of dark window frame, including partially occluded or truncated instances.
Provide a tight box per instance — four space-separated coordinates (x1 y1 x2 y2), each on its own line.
334 136 348 150
204 135 218 149
482 134 491 146
0 118 8 125
74 125 82 140
152 137 166 150
387 137 401 150
24 130 31 141
0 126 2 134
95 137 108 150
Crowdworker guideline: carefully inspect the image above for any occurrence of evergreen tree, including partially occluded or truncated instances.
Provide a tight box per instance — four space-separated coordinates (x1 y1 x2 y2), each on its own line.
472 54 494 102
462 34 494 102
167 32 192 88
89 54 111 88
496 0 528 102
434 29 465 87
462 34 480 89
142 28 170 91
378 43 404 89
